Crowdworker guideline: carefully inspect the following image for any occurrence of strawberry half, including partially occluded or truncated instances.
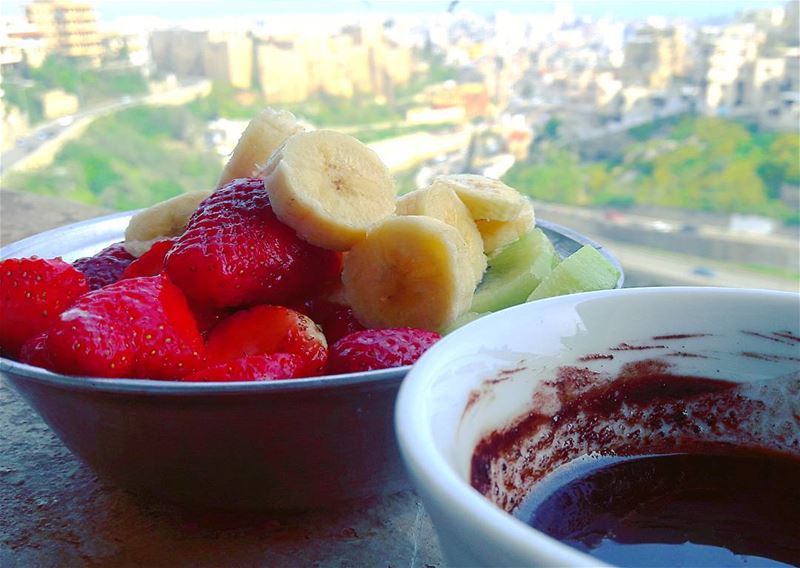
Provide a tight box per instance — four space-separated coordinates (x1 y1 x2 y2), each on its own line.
73 242 135 290
165 178 341 309
206 305 328 376
327 328 440 374
45 274 206 379
293 297 365 345
181 353 304 382
0 257 89 358
121 238 176 279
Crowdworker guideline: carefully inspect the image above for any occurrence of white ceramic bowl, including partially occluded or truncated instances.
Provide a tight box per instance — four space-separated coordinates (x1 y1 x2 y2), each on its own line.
396 287 800 567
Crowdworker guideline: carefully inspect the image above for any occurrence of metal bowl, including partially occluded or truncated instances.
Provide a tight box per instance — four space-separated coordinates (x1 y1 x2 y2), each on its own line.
0 211 623 510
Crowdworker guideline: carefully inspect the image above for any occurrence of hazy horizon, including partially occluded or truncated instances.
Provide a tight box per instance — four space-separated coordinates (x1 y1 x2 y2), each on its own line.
2 0 787 25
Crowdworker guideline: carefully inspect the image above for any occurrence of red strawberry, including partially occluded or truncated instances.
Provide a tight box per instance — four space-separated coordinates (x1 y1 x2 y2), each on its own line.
19 332 53 370
181 353 303 382
0 257 89 357
207 305 327 376
189 303 231 338
327 328 441 374
165 178 341 309
73 242 135 289
121 238 176 279
293 298 365 345
45 274 206 379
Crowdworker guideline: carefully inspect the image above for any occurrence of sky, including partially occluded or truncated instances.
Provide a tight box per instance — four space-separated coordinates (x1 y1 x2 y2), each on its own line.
1 0 786 23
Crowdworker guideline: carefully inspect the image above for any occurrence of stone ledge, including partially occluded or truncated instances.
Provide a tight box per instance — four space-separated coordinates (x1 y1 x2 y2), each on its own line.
0 190 110 247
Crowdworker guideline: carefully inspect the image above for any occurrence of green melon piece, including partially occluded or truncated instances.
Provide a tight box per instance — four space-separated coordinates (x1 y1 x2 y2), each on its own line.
470 228 557 314
527 245 619 301
443 311 487 334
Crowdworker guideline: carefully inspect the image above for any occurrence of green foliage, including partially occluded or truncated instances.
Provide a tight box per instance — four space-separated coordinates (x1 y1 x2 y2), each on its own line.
503 116 798 223
30 55 148 103
542 117 561 140
284 94 403 127
3 55 147 123
5 106 220 210
504 146 584 204
187 83 404 127
186 82 262 120
2 82 44 123
351 122 455 144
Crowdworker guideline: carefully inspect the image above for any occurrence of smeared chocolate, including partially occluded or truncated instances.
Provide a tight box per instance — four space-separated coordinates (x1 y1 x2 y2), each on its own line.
470 359 799 511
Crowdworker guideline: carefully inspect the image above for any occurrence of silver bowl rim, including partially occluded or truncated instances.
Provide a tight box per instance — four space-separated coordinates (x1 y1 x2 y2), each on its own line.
0 210 622 395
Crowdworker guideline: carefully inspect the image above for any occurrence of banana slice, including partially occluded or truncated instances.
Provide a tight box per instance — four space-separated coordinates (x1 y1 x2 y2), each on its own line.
432 174 524 221
262 130 396 251
476 199 536 253
396 184 487 282
342 215 477 332
217 108 305 189
124 191 211 257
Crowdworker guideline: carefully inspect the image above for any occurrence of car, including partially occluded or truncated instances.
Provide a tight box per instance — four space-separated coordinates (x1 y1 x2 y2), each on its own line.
56 116 74 127
649 220 675 233
692 266 716 278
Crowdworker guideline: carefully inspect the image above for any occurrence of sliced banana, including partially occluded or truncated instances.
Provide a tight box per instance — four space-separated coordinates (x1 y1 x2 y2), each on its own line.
432 174 524 222
217 108 305 189
396 184 487 282
476 199 536 253
262 130 396 251
342 215 477 332
124 191 211 257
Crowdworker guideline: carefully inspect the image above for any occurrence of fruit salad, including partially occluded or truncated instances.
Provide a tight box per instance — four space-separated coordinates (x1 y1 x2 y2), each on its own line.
0 108 620 381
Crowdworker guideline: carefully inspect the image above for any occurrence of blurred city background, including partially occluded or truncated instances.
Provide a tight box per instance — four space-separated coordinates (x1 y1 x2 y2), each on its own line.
0 0 798 291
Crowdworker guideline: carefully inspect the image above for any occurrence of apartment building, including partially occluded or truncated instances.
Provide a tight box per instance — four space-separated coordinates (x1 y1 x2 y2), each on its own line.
25 0 102 62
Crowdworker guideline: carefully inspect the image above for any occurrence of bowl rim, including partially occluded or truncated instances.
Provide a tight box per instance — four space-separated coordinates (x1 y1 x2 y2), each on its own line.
0 210 622 394
395 286 800 566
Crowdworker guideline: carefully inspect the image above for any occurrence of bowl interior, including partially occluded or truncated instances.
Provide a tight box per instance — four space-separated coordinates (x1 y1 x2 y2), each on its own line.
396 287 799 563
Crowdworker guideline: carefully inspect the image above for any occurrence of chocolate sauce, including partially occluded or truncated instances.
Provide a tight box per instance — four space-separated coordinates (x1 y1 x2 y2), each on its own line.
469 353 800 566
523 452 800 567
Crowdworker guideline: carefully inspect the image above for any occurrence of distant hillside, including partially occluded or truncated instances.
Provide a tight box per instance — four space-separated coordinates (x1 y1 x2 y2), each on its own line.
4 107 221 210
504 116 799 224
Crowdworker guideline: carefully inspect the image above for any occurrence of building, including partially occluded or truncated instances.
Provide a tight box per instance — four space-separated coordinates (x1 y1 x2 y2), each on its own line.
25 0 102 62
204 34 253 89
254 24 413 105
698 24 764 113
150 30 210 77
620 25 689 90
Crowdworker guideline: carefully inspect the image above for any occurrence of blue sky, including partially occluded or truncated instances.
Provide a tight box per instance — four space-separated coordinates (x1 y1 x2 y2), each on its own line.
2 0 783 22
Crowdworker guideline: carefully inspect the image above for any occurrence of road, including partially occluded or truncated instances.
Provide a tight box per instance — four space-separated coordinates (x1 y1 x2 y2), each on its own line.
2 99 136 175
1 79 210 176
608 240 798 292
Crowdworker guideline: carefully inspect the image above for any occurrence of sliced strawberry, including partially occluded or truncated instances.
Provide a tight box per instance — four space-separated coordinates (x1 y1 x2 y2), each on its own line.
181 353 304 382
45 274 206 379
327 328 440 374
207 305 327 376
121 238 176 279
73 242 135 289
165 178 341 309
0 257 89 358
189 303 231 339
19 332 53 370
292 297 366 345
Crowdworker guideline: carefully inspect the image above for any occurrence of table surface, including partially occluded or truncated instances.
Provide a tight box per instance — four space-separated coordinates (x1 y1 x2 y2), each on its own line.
0 190 444 568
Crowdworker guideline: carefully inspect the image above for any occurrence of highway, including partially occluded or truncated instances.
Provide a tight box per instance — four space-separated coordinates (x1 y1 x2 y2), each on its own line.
1 79 210 176
532 203 798 291
608 240 798 291
2 99 138 175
